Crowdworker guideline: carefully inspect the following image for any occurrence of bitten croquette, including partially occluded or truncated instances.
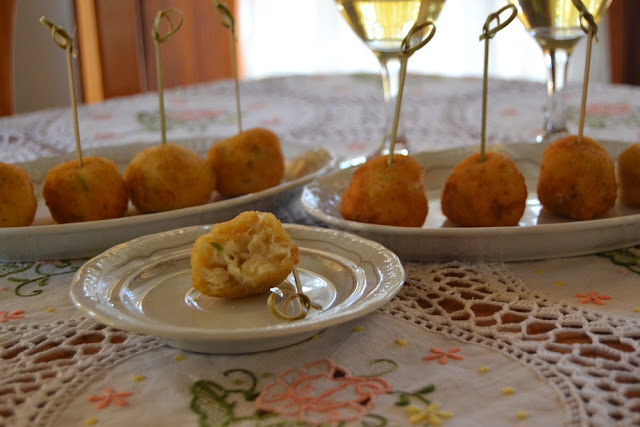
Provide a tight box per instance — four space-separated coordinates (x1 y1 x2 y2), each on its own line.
191 211 299 299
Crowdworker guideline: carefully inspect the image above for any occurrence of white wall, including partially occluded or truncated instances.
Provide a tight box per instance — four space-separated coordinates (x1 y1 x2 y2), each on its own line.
239 0 610 83
13 0 82 114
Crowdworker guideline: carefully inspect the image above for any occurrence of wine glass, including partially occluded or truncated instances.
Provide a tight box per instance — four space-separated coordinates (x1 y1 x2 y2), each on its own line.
335 0 446 161
508 0 613 143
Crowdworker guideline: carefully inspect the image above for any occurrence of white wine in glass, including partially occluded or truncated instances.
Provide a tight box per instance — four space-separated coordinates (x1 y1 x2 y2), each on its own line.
508 0 613 142
335 0 446 159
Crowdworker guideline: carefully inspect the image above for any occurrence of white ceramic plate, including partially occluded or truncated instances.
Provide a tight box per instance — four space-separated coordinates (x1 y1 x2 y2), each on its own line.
70 224 404 354
301 141 640 262
0 138 334 261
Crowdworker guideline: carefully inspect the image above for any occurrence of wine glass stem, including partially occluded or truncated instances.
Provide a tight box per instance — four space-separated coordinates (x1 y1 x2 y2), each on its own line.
376 53 409 156
540 47 572 142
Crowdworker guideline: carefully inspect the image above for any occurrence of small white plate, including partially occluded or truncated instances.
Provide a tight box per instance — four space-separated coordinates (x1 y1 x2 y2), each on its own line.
0 138 334 261
70 224 404 354
301 141 640 262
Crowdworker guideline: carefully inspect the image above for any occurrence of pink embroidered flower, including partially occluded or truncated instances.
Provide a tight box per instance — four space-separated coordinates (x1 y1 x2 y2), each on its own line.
423 348 464 365
255 359 391 425
500 107 518 117
0 310 24 322
576 291 611 305
94 132 115 140
87 388 133 409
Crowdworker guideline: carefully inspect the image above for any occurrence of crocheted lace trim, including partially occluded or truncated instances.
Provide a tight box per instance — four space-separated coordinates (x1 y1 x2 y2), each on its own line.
381 261 640 426
0 316 160 426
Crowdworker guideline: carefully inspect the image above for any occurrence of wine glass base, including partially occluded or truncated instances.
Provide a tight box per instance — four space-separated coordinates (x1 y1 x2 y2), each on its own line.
536 130 568 144
338 140 411 170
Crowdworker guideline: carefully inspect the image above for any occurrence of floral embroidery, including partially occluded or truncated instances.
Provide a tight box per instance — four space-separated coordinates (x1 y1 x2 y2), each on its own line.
255 359 391 425
406 402 454 425
576 291 612 305
191 369 270 426
0 310 24 322
87 388 132 409
598 248 640 275
2 260 79 297
190 360 440 426
423 347 464 365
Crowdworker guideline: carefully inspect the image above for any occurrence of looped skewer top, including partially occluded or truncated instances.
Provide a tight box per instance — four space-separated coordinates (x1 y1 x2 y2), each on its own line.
400 21 436 57
386 21 436 166
479 4 517 42
39 17 78 57
39 16 82 167
151 8 184 146
214 0 235 32
479 4 517 161
212 0 243 134
267 266 322 321
571 0 599 41
152 8 184 44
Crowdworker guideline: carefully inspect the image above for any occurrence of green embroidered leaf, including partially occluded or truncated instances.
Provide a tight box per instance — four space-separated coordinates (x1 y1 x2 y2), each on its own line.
0 262 31 278
359 358 399 378
361 414 388 426
190 380 233 427
416 384 435 395
395 394 410 406
597 248 640 275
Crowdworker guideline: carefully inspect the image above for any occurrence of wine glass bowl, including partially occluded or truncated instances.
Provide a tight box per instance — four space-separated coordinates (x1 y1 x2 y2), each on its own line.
335 0 446 159
508 0 613 143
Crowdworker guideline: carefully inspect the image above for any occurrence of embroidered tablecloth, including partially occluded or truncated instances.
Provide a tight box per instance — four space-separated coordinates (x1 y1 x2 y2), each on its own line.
1 74 640 426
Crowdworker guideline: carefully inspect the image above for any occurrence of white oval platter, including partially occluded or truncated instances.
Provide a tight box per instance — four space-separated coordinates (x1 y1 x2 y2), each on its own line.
0 137 334 261
301 141 640 262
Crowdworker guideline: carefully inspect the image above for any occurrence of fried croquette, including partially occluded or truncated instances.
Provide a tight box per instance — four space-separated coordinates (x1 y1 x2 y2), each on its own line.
42 156 128 224
0 162 37 227
617 143 640 208
191 211 299 299
207 128 285 197
124 143 215 214
441 151 527 227
340 154 428 227
537 135 616 220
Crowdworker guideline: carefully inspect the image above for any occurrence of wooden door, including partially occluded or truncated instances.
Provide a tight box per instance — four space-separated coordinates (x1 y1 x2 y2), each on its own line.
0 0 17 116
75 0 236 103
608 0 640 85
